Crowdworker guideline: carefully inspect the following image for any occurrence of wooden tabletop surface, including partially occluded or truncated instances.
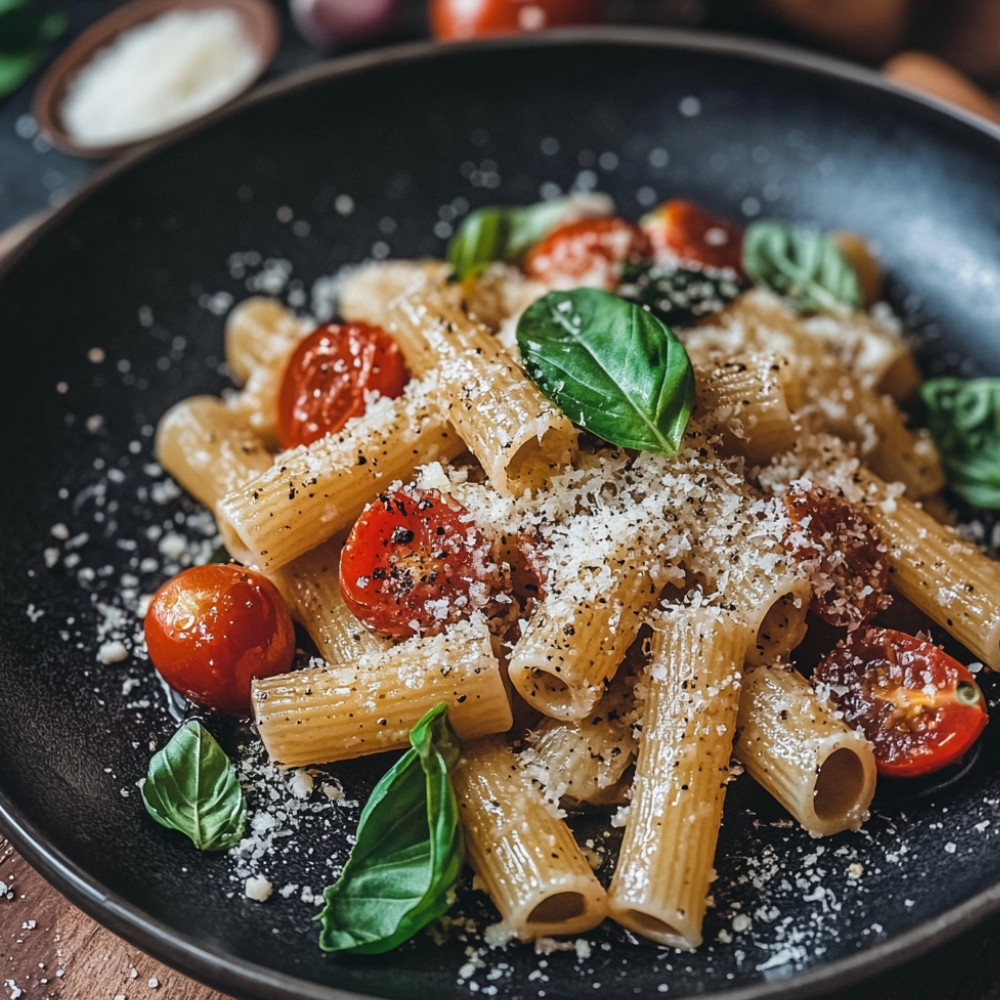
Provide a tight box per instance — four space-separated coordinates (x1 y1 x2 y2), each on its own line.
0 838 230 1000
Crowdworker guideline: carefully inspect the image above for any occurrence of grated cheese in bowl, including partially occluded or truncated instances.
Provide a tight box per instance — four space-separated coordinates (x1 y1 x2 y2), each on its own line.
60 8 263 149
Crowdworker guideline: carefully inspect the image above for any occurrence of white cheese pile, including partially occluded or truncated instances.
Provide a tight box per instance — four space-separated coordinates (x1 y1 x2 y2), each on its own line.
61 8 262 148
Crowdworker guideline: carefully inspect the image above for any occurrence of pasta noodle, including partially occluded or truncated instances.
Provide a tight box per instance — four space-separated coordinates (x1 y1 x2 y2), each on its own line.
452 735 608 940
252 614 511 766
735 661 877 835
608 609 750 949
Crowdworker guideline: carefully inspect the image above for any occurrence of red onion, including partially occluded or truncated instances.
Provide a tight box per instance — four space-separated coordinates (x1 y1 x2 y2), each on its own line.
290 0 400 48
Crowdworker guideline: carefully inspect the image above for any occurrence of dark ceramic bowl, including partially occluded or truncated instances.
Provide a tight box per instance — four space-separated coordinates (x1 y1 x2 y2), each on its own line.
3 29 1000 1000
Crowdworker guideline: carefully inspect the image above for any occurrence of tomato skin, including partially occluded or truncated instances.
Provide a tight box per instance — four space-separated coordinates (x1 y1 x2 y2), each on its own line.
813 627 988 778
144 564 296 717
277 322 409 450
640 199 744 273
429 0 600 40
340 488 498 640
524 216 652 290
782 486 889 629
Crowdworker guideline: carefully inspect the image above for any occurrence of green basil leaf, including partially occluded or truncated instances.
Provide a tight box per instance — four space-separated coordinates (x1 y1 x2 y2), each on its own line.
204 540 233 565
0 49 41 98
920 377 1000 508
0 2 66 98
447 196 600 279
318 703 463 954
742 220 861 313
142 721 247 851
516 287 696 454
618 259 745 328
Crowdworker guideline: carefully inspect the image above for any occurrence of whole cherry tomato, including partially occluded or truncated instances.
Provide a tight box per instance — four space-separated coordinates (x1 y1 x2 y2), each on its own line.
813 627 988 778
277 322 409 449
640 199 744 273
429 0 600 40
782 485 889 629
524 216 651 290
340 487 499 639
144 564 296 717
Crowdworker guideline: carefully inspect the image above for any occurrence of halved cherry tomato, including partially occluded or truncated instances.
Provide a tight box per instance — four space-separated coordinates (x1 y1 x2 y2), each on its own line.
524 216 652 291
429 0 600 40
813 627 988 778
340 487 499 639
640 199 744 273
782 485 889 629
277 322 409 449
144 564 296 717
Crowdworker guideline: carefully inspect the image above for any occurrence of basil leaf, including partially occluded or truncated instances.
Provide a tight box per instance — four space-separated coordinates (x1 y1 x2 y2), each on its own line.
142 721 247 851
618 259 745 328
318 703 463 954
516 288 695 454
920 377 1000 508
0 3 66 98
0 49 40 97
742 220 861 313
448 196 598 279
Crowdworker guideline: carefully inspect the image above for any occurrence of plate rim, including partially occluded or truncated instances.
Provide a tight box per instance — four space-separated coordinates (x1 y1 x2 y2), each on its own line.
3 25 1000 1000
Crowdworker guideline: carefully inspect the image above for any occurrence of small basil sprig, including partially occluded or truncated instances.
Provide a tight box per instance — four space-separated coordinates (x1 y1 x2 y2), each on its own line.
742 220 861 313
448 196 595 279
516 288 695 454
142 721 247 851
0 0 67 99
920 377 1000 508
318 703 463 954
618 259 745 328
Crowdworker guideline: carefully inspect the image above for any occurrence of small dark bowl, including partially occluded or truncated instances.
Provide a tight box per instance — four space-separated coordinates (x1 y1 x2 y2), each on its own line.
32 0 279 158
3 28 1000 1000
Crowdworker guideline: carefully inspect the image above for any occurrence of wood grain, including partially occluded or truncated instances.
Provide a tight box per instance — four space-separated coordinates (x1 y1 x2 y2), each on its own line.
0 838 230 1000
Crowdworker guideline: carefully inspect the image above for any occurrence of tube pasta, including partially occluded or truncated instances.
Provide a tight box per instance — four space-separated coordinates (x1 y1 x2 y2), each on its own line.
266 535 389 666
856 469 1000 670
252 615 511 767
693 353 801 463
154 395 273 508
452 735 608 939
608 609 750 950
686 290 942 497
224 296 307 447
217 379 464 571
508 559 658 721
735 662 877 835
383 274 578 494
520 667 638 808
224 295 304 383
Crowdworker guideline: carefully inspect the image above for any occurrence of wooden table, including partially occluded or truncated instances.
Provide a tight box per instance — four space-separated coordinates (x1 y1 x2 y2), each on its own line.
0 838 230 1000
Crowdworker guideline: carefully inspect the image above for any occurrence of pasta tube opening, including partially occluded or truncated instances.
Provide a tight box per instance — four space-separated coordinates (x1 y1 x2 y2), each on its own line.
527 892 587 925
615 909 685 945
813 745 871 823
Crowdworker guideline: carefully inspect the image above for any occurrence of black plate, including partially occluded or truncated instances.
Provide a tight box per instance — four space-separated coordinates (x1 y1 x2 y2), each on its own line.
2 29 1000 1000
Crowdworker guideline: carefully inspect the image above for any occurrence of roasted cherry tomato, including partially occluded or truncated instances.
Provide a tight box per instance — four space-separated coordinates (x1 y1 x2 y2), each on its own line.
640 199 744 273
813 627 988 778
524 216 651 290
144 564 296 717
340 487 499 640
782 485 889 629
429 0 600 40
277 322 409 449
